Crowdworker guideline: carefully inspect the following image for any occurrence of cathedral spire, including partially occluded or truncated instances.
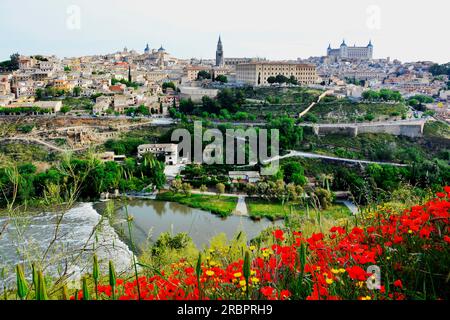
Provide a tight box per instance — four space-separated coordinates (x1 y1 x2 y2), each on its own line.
216 35 224 67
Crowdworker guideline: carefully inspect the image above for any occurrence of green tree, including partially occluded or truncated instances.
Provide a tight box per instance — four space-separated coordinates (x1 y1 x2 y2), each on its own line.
60 106 71 114
197 70 211 80
162 82 176 92
269 116 303 149
216 183 225 198
282 162 307 186
179 98 195 114
215 75 228 83
73 86 81 97
35 88 44 100
267 76 276 84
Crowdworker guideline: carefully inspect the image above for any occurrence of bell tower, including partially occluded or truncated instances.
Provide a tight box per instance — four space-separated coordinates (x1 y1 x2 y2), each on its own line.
215 36 224 67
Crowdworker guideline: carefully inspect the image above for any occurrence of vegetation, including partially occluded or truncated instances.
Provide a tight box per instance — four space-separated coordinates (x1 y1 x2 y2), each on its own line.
197 70 211 80
215 75 228 83
3 187 449 300
111 78 139 89
268 116 304 150
362 89 403 102
306 98 408 123
267 75 298 85
156 191 237 217
162 82 176 92
0 153 166 207
125 104 150 117
247 200 350 220
0 53 20 71
0 107 51 114
429 63 450 76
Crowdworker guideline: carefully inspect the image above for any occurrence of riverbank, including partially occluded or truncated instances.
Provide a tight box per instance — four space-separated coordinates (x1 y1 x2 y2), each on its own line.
246 198 352 221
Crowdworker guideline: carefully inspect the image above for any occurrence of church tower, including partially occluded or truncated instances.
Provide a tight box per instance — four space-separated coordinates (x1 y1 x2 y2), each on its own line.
215 36 224 67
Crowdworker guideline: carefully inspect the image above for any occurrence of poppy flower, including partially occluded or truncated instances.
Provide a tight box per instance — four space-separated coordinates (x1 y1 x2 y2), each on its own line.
273 230 285 241
393 280 403 289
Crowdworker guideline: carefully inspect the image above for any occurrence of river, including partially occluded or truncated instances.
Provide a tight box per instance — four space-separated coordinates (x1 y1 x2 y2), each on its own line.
0 200 282 289
94 199 283 250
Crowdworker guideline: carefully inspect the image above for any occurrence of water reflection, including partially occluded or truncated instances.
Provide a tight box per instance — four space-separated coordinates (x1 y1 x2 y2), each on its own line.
95 200 283 250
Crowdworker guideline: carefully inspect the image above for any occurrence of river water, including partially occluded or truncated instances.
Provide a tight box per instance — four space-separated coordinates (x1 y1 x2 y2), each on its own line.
0 203 134 289
95 199 283 250
0 200 282 289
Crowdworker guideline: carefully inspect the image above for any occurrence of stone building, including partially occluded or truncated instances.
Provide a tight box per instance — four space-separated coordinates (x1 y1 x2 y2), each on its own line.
327 40 373 61
236 62 317 86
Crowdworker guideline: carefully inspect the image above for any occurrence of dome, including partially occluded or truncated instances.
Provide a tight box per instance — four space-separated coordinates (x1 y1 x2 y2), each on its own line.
158 45 165 52
340 39 347 47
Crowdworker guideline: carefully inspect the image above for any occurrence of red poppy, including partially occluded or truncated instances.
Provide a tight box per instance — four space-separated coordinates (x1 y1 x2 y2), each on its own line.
273 230 285 241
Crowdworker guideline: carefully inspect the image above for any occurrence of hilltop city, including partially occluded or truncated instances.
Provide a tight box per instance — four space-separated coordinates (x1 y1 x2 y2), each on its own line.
0 34 449 302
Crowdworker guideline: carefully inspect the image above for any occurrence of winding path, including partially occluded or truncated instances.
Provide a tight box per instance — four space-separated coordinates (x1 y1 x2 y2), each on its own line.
298 90 333 118
263 150 408 167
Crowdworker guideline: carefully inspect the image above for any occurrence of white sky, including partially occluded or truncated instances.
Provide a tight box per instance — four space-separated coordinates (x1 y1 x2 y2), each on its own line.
0 0 449 63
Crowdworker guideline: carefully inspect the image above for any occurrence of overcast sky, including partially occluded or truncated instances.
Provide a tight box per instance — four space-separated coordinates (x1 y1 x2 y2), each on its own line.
1 0 449 63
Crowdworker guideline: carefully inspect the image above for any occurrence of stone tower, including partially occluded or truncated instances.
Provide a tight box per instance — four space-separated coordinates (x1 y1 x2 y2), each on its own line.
216 36 224 67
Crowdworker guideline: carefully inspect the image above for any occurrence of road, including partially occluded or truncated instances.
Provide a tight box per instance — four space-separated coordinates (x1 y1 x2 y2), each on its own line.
234 196 249 216
263 150 408 167
298 90 333 118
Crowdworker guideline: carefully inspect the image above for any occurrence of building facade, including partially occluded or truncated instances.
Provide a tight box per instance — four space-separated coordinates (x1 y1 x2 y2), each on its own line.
138 143 178 165
236 62 318 86
327 40 373 61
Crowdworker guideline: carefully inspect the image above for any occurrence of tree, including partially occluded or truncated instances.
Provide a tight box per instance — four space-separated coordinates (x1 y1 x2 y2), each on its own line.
314 188 332 210
35 88 44 100
179 98 195 114
215 75 228 83
197 70 211 80
267 76 276 84
269 116 304 149
73 86 81 97
282 162 307 186
216 183 225 198
288 76 298 85
202 96 220 114
182 182 192 196
0 53 20 71
200 185 208 192
275 74 289 84
162 82 176 92
171 178 183 193
61 106 71 114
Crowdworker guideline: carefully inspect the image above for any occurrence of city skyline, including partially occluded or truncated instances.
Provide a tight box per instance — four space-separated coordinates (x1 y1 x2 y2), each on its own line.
1 0 449 63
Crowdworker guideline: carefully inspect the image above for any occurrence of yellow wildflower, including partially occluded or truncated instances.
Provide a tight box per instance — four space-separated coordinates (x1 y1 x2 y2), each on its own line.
205 270 215 277
251 277 260 284
331 268 340 274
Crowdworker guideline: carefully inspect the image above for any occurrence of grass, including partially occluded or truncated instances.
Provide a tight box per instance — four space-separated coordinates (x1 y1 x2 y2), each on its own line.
156 191 238 217
309 100 408 123
423 121 450 139
246 198 351 221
